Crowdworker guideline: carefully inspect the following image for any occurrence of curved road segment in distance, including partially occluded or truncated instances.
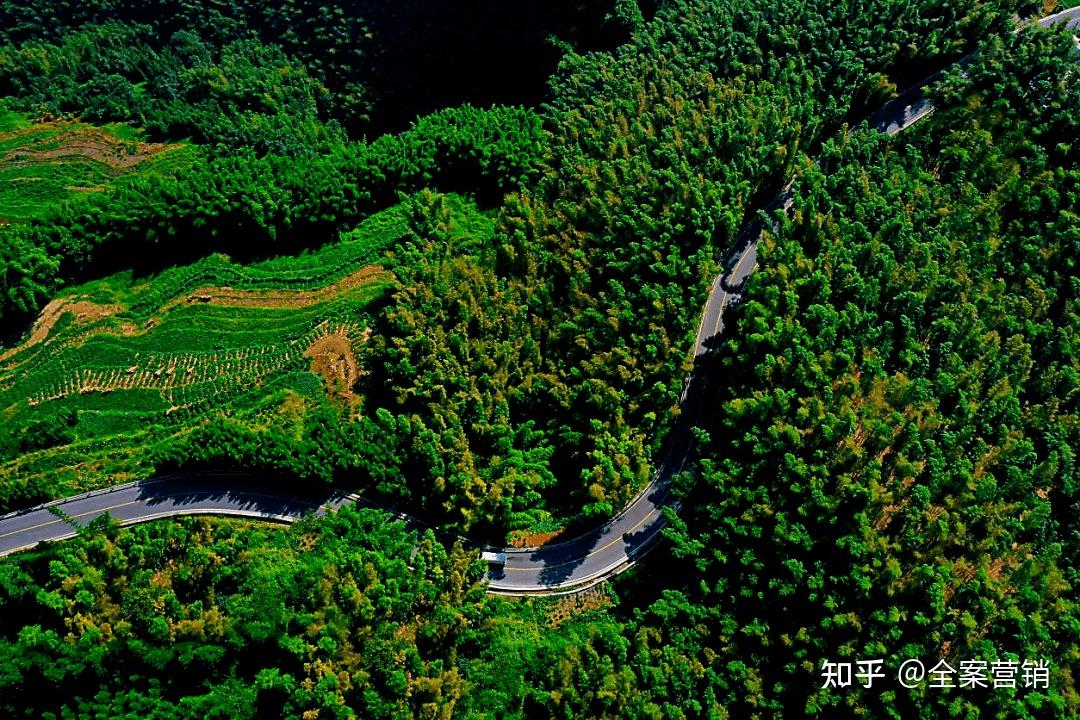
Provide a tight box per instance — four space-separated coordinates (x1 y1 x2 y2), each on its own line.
1 9 1078 595
871 7 1080 135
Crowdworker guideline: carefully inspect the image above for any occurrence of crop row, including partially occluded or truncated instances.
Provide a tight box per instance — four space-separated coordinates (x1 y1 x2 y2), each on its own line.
14 316 366 418
26 340 302 405
84 203 407 320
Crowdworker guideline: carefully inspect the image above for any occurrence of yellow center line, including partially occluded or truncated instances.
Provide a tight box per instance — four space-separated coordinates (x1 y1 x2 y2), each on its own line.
500 508 662 573
0 491 323 542
0 500 142 541
712 243 755 338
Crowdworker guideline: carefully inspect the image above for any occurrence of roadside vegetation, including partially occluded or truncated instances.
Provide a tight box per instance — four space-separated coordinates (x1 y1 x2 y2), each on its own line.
0 509 492 719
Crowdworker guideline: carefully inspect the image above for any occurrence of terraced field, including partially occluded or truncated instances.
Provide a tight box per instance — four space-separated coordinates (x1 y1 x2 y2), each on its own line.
0 195 493 509
0 111 193 223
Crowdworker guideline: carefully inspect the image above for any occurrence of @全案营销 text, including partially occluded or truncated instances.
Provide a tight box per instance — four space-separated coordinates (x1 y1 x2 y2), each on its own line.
820 658 1050 690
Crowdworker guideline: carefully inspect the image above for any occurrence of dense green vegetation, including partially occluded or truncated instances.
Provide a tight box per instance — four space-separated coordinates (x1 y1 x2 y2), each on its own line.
640 24 1080 718
0 200 425 510
0 112 195 223
0 0 639 140
1 0 1079 718
351 0 1055 531
0 103 543 326
0 509 493 718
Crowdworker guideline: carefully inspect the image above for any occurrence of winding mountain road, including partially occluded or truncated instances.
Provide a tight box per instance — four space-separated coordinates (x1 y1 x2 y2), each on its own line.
1 9 1077 595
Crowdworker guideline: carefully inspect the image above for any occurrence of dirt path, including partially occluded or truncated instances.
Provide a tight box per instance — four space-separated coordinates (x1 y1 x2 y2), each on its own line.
162 265 387 312
0 298 123 364
1 123 181 172
0 266 387 371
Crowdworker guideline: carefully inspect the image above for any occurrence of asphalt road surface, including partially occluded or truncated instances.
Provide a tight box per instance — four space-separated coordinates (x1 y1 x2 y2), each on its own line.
1 8 1077 595
872 8 1080 134
0 474 357 555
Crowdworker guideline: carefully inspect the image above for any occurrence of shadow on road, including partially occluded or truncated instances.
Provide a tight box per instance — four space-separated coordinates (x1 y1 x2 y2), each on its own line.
135 475 345 520
622 511 667 558
531 519 622 586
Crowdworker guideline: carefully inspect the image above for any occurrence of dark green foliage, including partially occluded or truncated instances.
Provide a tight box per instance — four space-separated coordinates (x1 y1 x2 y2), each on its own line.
2 408 77 454
0 508 488 718
587 23 1080 719
0 22 344 155
0 104 543 326
361 0 1040 524
150 405 357 486
0 0 635 138
1 2 1079 718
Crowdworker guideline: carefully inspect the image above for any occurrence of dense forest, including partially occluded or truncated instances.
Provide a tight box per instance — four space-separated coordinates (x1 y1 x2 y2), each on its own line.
0 0 642 141
1 0 1079 717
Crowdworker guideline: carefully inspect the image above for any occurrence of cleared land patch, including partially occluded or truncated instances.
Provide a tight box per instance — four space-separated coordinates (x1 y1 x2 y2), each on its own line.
0 297 124 363
0 194 492 510
304 329 369 413
0 114 191 222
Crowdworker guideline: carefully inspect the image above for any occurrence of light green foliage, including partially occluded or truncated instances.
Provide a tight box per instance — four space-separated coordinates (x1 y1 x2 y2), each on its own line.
0 108 28 133
0 103 543 323
0 201 438 509
0 508 489 718
0 119 195 222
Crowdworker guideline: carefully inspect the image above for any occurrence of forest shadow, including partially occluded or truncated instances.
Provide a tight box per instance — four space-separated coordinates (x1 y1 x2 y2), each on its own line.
621 512 667 558
359 0 641 136
135 475 344 520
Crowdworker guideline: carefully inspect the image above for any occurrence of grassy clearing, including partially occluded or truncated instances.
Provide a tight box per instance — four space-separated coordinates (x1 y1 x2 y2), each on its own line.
0 194 495 508
0 109 30 133
0 114 193 222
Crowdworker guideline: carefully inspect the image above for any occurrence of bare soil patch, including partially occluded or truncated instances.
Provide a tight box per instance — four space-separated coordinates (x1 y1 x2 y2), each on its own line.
0 297 122 364
166 265 387 312
507 527 568 549
1 123 180 172
304 329 369 410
